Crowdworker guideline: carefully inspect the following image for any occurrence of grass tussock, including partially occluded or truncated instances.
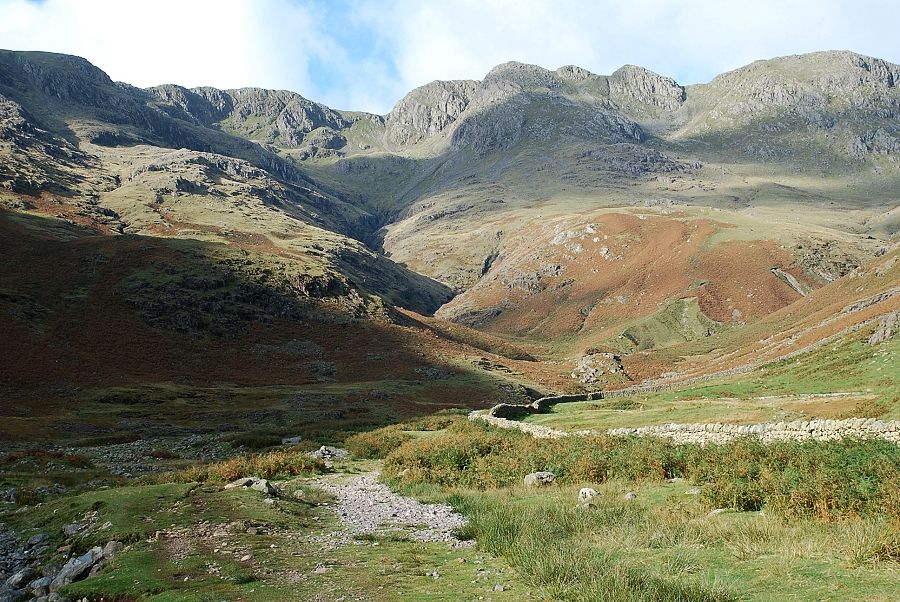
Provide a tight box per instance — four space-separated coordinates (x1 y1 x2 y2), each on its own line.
384 420 900 520
161 449 326 483
225 431 286 450
2 449 94 470
451 493 737 602
345 411 467 459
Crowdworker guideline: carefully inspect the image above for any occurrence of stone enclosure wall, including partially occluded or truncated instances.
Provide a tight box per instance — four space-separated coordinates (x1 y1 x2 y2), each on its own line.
471 410 900 445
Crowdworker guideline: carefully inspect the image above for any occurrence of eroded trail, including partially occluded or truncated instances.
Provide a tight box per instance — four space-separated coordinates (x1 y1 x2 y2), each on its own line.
312 471 469 545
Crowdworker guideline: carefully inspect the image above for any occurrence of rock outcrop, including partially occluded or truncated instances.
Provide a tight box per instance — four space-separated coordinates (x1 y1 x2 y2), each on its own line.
609 65 686 113
867 311 898 344
571 352 626 384
384 80 478 146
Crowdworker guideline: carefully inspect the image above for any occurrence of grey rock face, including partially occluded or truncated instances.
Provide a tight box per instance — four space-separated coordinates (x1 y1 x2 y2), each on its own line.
610 65 685 113
480 61 561 92
4 567 34 589
0 50 115 107
50 546 103 592
523 471 556 487
150 86 349 149
868 311 898 345
384 80 478 146
571 353 625 384
556 65 596 82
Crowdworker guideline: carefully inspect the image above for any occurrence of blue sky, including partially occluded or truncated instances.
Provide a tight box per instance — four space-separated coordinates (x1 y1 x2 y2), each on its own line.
2 0 900 114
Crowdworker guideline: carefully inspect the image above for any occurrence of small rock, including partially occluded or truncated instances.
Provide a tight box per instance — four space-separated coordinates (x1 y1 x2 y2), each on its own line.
685 487 702 495
578 487 598 503
249 479 278 495
494 584 505 592
239 554 252 562
5 567 35 589
623 492 637 500
102 541 124 559
29 576 52 597
707 508 729 517
224 477 255 490
26 533 49 548
523 471 556 487
61 522 87 537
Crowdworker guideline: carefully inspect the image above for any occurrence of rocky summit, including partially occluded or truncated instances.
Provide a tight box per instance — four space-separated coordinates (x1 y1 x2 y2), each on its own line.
0 46 898 602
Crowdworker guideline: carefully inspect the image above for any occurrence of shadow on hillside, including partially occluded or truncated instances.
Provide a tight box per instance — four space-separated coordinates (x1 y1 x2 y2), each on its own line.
0 210 516 444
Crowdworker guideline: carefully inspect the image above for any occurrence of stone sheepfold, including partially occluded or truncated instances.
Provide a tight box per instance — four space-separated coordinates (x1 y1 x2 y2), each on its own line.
470 410 900 445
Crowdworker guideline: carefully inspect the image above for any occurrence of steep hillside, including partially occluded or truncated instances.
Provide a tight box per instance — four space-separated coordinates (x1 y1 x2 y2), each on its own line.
0 48 898 427
0 209 559 444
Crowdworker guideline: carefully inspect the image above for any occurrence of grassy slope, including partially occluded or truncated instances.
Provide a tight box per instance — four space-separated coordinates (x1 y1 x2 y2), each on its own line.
447 483 898 602
526 327 899 431
360 417 900 601
1 470 528 601
0 209 552 445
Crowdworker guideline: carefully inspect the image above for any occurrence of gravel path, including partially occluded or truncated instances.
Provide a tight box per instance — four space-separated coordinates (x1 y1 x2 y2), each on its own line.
313 472 468 544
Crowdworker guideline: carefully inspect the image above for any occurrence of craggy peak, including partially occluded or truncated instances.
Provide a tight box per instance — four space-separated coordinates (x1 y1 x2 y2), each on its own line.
0 1 898 600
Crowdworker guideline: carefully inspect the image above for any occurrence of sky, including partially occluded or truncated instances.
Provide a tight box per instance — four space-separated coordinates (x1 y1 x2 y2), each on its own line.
1 0 899 114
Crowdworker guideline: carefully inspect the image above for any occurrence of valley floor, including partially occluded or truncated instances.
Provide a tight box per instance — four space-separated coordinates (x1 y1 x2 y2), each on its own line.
2 419 897 602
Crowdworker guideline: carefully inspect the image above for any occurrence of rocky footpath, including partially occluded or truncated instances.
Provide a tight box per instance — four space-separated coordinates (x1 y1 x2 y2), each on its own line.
313 472 468 545
471 410 900 445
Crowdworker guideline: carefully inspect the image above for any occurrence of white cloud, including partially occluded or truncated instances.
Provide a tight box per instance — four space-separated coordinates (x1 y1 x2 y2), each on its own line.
0 0 287 88
1 0 899 114
367 0 900 96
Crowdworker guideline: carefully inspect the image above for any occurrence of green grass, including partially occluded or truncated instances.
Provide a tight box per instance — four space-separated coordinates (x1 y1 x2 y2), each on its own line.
346 411 467 459
383 420 900 520
609 297 723 353
443 484 899 602
375 416 899 600
3 471 529 601
527 331 899 432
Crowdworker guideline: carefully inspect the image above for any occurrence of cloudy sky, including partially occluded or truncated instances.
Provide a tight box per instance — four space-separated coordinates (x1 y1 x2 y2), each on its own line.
1 0 898 114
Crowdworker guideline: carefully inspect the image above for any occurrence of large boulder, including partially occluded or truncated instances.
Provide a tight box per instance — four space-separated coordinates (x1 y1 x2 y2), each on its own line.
49 546 103 592
5 567 35 589
223 477 279 496
306 446 349 461
523 471 556 487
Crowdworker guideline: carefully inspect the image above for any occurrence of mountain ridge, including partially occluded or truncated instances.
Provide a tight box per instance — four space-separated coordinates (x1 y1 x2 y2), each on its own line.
1 47 898 410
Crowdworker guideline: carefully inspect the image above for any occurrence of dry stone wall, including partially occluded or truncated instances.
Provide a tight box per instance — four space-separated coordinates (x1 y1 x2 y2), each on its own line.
471 410 900 445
